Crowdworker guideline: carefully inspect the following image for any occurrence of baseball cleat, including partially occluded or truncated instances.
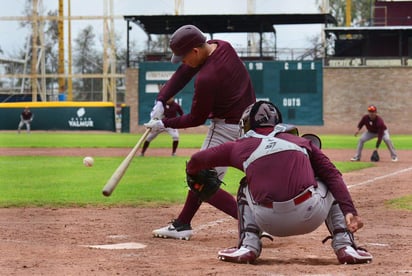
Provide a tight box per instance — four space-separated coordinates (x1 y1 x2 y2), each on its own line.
350 156 360 161
152 220 192 240
218 247 257 264
391 157 398 162
260 231 274 241
336 246 373 264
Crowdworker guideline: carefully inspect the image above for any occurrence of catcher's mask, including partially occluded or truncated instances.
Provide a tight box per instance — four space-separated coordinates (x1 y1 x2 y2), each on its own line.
239 100 282 135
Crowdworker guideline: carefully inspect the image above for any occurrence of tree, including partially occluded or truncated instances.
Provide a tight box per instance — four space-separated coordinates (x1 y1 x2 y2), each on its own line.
318 0 374 27
73 25 102 100
148 34 170 53
12 1 60 96
43 9 60 94
298 35 324 60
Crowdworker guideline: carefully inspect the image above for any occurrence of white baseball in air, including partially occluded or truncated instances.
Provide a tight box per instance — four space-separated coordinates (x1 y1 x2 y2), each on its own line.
83 156 94 167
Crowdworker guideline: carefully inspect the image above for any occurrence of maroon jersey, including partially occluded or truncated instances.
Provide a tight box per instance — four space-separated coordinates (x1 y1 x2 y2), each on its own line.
187 127 357 216
21 110 33 120
164 101 184 119
357 114 387 148
157 39 256 129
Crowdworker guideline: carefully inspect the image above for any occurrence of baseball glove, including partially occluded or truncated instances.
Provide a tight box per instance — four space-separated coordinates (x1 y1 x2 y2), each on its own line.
370 150 380 162
186 168 223 202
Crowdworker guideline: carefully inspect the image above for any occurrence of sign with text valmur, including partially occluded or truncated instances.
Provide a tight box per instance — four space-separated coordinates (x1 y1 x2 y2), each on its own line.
137 60 323 125
0 102 115 131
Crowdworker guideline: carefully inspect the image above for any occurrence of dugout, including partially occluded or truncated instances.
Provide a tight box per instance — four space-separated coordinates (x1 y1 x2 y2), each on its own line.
0 102 116 131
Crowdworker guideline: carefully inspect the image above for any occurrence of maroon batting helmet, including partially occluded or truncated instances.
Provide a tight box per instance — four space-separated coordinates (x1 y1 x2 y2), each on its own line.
169 25 206 64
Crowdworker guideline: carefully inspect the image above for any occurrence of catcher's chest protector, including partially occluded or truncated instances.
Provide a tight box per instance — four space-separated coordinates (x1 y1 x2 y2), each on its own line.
242 131 308 171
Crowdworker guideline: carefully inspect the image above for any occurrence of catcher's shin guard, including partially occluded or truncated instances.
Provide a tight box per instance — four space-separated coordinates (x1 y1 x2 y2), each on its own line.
236 177 262 256
323 204 373 264
324 201 357 250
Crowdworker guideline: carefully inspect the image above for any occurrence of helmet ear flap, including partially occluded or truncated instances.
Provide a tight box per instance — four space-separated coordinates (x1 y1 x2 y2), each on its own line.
273 105 282 124
239 103 254 136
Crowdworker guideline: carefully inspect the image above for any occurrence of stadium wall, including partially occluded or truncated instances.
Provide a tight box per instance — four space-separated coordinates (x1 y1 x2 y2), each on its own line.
124 66 412 135
319 67 412 134
0 102 116 131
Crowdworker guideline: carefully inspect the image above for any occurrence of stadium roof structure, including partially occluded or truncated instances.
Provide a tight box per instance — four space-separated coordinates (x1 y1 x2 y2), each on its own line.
124 14 337 35
325 25 412 33
123 14 337 65
324 26 412 59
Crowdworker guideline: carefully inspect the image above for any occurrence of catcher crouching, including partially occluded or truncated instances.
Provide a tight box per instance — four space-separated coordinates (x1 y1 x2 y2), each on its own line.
186 101 373 265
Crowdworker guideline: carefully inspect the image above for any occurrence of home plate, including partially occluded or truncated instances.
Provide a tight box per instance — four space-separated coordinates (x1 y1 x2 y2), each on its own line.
86 242 146 250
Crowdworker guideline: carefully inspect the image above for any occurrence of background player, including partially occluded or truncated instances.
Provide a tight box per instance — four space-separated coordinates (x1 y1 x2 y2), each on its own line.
145 24 256 240
351 105 398 162
186 101 373 264
140 97 184 157
17 106 34 134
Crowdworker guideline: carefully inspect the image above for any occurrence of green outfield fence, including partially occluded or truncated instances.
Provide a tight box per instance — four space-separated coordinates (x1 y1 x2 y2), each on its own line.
0 102 118 132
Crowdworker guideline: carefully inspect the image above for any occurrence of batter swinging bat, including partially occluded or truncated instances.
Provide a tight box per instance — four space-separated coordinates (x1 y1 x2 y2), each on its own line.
102 128 151 197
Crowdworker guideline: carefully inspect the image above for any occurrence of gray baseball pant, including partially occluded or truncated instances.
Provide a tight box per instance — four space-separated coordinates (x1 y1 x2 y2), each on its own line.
354 130 397 159
238 180 356 257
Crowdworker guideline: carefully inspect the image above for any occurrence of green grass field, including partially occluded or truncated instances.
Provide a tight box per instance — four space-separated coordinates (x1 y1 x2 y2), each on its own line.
1 132 411 149
1 132 411 208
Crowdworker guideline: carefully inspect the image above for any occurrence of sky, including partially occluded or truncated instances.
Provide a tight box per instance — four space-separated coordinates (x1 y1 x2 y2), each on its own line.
0 0 326 59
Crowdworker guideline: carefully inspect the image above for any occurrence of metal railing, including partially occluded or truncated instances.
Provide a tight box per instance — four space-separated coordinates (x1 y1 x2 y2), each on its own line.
325 56 411 67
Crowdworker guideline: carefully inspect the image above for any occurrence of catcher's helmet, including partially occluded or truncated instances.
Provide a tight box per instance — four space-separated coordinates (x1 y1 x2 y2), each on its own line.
239 100 282 134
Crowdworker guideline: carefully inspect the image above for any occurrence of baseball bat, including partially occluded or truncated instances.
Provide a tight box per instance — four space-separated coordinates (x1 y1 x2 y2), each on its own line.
102 128 151 197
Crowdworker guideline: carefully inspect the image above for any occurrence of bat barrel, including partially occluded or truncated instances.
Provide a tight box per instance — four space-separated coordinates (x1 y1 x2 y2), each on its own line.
101 128 151 196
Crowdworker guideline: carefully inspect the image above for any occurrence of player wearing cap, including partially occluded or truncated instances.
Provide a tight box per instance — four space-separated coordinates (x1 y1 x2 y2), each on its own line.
186 101 373 264
144 25 256 240
140 97 184 157
17 107 34 134
350 105 398 162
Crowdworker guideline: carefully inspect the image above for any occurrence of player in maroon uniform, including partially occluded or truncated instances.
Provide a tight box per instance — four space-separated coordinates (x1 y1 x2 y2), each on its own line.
145 24 256 240
350 105 398 162
186 101 373 264
17 107 34 134
140 97 184 156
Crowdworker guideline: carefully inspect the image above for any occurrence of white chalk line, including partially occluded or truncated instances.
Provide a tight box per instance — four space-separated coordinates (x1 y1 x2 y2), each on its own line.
194 217 233 231
347 166 412 189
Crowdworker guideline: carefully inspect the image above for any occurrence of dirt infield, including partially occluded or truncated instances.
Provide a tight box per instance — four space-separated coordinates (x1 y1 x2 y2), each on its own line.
1 148 411 275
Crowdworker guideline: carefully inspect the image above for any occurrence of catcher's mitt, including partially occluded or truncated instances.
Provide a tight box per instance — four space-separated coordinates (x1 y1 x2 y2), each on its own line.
370 150 380 162
186 168 223 202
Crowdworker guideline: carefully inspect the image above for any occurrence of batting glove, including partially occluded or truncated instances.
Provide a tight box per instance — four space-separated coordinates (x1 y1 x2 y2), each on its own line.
144 119 165 131
150 101 164 120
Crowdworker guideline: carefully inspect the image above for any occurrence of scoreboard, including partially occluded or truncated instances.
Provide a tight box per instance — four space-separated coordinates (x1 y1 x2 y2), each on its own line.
245 60 323 125
138 60 323 125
